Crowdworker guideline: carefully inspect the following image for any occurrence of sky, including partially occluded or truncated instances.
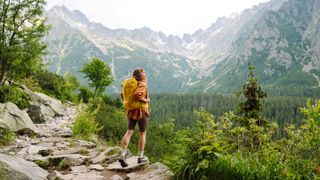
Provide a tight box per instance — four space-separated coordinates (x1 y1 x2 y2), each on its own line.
45 0 270 37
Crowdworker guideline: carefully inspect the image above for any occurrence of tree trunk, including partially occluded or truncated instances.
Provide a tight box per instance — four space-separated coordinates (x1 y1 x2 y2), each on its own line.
93 86 98 98
0 68 6 86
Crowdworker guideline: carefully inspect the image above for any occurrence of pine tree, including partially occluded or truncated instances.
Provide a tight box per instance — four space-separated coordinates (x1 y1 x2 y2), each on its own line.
236 63 267 126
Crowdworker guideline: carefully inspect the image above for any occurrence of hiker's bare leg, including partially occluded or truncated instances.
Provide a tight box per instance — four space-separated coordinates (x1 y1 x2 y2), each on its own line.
138 131 146 156
121 130 134 149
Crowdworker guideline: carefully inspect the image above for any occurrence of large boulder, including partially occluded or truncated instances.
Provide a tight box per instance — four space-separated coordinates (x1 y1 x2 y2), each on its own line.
28 92 65 116
27 102 55 123
0 102 37 134
0 153 48 180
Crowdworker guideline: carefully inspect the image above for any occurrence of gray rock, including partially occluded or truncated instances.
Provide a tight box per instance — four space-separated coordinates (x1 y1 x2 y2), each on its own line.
0 153 48 180
60 173 74 180
110 174 123 180
71 165 87 173
88 164 104 171
28 102 55 123
125 162 173 180
47 170 63 180
106 156 147 173
29 92 65 116
72 171 104 180
75 140 96 149
0 102 37 134
126 173 138 179
90 147 121 164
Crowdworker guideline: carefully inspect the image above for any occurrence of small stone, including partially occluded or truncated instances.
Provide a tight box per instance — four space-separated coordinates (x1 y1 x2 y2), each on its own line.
89 164 104 171
126 172 138 179
72 171 104 180
60 174 74 180
110 174 123 180
75 140 96 149
47 170 63 180
71 165 87 173
30 139 41 145
17 141 29 148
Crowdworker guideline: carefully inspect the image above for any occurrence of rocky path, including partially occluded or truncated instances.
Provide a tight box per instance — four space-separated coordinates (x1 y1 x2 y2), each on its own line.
0 104 172 180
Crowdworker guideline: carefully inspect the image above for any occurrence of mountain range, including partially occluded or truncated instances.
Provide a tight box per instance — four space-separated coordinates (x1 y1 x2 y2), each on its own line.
44 0 320 96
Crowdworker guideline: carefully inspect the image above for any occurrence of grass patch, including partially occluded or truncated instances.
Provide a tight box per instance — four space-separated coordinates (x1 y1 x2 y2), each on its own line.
79 149 90 156
0 127 15 146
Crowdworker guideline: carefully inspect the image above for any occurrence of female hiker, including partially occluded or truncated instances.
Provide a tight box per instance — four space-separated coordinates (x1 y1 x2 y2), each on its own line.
119 68 150 167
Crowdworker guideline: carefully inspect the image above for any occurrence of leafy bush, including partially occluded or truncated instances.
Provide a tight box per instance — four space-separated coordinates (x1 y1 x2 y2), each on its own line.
95 101 127 143
78 86 94 103
172 100 320 179
72 104 101 141
26 70 79 102
0 127 15 146
101 94 122 108
19 77 42 92
0 85 29 109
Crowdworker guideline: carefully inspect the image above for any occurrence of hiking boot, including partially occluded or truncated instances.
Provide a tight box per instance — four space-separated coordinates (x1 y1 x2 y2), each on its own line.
138 156 149 164
118 155 128 167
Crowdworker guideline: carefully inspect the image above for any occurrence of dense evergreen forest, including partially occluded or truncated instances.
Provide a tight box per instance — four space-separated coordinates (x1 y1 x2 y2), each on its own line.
149 93 310 128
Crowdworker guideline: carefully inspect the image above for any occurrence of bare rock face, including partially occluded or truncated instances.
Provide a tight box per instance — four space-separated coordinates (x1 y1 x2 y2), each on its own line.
28 92 66 117
0 102 37 135
0 153 49 180
28 102 55 124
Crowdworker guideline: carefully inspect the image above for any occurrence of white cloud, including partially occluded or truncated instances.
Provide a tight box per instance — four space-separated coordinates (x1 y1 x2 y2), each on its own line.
45 0 270 37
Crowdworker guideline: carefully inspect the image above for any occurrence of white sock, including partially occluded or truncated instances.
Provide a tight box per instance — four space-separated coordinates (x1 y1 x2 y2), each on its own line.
121 149 127 156
139 150 144 157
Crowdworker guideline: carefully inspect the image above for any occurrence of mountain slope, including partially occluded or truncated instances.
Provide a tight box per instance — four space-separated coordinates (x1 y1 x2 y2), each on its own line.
188 0 320 96
44 0 320 96
44 6 199 92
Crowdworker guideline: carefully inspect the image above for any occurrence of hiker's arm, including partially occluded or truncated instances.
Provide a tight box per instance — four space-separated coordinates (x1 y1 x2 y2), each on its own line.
134 86 149 103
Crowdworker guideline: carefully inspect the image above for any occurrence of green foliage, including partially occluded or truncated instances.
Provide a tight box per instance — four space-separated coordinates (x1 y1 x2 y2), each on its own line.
144 118 180 163
79 149 90 156
34 160 50 170
0 127 15 146
72 104 101 141
148 93 307 138
95 101 127 143
236 64 267 125
0 0 50 85
0 85 29 109
63 72 80 101
172 100 320 179
101 94 122 108
80 57 113 98
38 149 53 157
78 86 94 103
27 70 79 102
19 77 42 92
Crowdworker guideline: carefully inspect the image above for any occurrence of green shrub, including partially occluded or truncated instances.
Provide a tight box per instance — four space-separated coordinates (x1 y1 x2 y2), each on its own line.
0 85 29 109
34 160 50 170
19 77 42 92
0 127 15 146
27 70 79 102
172 100 320 179
78 86 94 103
79 149 90 156
101 94 122 108
95 102 127 143
72 104 101 141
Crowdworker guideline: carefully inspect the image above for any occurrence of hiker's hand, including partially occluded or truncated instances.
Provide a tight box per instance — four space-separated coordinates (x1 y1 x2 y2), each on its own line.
145 98 150 102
